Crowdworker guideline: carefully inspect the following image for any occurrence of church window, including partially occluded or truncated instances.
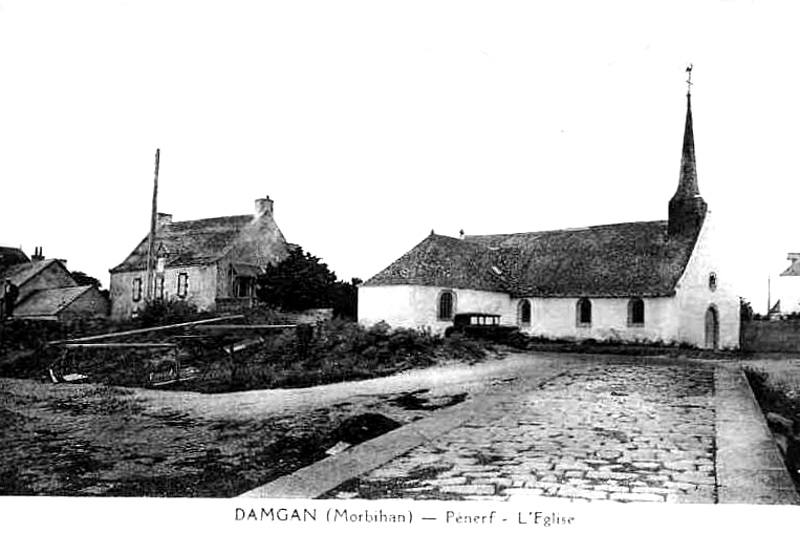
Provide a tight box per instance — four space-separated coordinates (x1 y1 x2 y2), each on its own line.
576 298 592 327
628 298 645 326
177 272 189 298
132 277 142 302
518 299 531 325
709 272 717 292
438 291 455 320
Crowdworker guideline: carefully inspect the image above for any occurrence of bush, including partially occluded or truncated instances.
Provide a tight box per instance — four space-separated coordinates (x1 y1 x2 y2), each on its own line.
135 299 209 327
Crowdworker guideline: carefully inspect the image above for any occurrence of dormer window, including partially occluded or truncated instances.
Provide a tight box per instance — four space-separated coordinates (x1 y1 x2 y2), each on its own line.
709 272 717 292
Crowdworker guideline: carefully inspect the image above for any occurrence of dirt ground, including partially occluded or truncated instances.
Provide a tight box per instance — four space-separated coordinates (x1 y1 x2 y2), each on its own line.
0 349 548 497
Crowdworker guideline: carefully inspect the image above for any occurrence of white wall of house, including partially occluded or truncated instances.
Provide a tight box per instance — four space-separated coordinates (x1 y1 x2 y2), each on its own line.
673 212 740 348
358 284 513 334
110 264 218 321
515 296 679 343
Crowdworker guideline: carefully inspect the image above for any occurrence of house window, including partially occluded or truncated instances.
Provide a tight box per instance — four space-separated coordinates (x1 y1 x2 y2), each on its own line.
233 276 254 298
438 291 455 320
628 298 645 326
132 277 143 302
576 298 592 327
709 272 717 292
156 276 165 301
177 272 189 298
518 299 531 325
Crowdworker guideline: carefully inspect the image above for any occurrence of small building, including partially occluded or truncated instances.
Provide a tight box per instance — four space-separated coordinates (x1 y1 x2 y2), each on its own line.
769 254 800 317
109 196 289 321
0 250 109 320
359 89 740 349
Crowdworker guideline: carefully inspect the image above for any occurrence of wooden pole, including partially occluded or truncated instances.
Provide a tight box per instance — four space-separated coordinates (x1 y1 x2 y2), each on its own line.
145 148 160 302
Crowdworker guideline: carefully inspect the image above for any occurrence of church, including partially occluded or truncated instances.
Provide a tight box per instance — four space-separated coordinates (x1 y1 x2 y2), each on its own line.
358 86 740 349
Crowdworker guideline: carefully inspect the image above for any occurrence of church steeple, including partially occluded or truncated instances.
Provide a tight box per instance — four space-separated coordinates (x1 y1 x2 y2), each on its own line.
668 65 707 239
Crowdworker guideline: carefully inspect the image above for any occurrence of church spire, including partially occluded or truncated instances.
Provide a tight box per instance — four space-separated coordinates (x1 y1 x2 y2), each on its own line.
668 65 707 239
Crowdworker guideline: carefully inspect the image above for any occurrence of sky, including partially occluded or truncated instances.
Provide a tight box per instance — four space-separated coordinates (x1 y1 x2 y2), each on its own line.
1 0 799 313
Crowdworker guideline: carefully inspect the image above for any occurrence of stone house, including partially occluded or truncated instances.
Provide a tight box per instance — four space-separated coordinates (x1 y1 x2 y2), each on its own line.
109 196 288 321
359 92 740 349
0 248 109 320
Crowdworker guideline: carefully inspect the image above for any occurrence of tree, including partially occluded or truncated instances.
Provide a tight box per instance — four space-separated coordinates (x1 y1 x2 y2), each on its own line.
256 247 338 311
71 271 109 299
256 248 360 319
71 271 102 288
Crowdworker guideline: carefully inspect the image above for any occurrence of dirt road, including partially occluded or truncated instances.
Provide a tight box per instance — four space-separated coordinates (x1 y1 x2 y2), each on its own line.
1 350 560 496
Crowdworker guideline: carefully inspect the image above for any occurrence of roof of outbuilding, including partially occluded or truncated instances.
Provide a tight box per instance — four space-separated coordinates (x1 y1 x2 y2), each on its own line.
364 220 700 298
0 259 68 288
14 286 93 317
110 215 266 273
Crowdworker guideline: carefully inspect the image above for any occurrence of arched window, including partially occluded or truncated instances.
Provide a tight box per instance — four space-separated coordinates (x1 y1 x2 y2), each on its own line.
628 298 645 326
709 272 717 292
438 291 455 320
518 299 531 325
576 298 592 327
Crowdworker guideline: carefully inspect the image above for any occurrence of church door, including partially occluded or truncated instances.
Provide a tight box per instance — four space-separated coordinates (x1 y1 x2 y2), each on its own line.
704 306 719 350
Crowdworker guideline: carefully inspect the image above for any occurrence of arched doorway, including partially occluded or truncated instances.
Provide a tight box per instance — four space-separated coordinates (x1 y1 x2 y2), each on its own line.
705 306 719 350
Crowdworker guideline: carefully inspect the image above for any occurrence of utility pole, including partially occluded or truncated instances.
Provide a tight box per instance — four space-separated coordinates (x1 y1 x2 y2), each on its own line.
145 149 160 303
767 276 771 316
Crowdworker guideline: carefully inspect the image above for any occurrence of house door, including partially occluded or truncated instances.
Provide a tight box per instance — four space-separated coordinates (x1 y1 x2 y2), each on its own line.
704 306 719 350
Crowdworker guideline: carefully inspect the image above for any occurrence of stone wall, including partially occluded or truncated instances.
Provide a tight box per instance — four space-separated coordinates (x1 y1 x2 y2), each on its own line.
61 286 110 320
109 265 217 320
741 320 800 353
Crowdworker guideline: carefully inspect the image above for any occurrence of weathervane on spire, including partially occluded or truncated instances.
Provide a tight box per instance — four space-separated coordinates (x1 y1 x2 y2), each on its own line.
685 63 693 96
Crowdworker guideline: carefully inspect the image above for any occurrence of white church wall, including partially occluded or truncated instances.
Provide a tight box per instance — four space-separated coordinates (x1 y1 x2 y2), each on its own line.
517 297 678 343
673 211 740 349
358 284 513 335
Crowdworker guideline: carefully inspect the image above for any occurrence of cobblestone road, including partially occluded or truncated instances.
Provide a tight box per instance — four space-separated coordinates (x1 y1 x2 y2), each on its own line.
325 359 718 503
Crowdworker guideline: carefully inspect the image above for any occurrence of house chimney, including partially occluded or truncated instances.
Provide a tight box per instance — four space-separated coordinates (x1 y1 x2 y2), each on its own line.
157 213 173 228
31 246 44 261
255 196 274 218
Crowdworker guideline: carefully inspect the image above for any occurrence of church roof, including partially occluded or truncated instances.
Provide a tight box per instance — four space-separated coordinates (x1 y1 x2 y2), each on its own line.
364 221 700 298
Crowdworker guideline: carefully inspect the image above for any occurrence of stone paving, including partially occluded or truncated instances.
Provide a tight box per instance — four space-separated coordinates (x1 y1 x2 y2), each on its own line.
324 360 719 503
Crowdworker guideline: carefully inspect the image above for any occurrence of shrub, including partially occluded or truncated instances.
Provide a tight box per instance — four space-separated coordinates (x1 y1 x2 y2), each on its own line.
135 299 209 327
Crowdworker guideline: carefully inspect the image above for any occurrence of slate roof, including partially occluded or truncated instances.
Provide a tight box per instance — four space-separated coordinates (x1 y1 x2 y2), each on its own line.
0 259 66 288
780 257 800 277
14 286 93 318
364 220 700 298
110 215 257 273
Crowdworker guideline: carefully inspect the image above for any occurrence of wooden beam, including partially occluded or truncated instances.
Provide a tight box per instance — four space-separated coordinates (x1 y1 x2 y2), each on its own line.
62 343 177 348
194 324 297 330
49 315 244 345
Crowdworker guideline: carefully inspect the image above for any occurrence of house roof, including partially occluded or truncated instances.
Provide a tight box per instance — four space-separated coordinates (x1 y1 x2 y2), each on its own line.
110 215 268 273
0 247 29 270
0 259 67 289
780 256 800 277
14 286 93 317
364 220 700 298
